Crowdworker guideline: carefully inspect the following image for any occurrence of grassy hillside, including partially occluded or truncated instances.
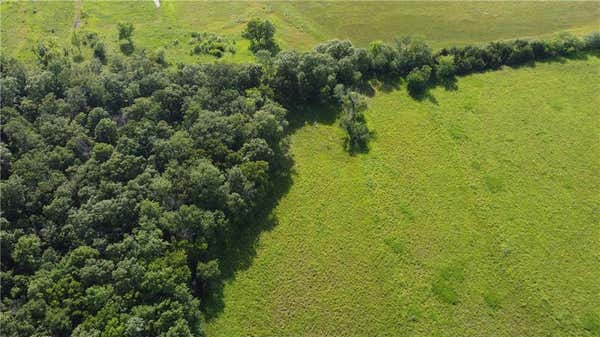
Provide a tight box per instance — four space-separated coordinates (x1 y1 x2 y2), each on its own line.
205 57 600 337
2 1 599 64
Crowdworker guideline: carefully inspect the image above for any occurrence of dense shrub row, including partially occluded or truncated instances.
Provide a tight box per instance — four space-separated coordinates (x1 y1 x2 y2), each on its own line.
266 31 599 104
259 31 598 147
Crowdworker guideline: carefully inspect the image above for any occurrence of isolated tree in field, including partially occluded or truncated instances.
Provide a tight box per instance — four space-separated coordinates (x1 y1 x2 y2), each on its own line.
242 18 280 55
117 22 135 40
335 85 371 152
117 22 135 55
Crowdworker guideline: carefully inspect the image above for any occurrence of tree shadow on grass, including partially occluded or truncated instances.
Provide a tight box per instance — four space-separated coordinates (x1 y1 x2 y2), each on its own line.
201 102 343 320
354 79 376 97
286 102 341 132
440 77 458 91
202 167 295 320
408 86 439 105
373 76 403 93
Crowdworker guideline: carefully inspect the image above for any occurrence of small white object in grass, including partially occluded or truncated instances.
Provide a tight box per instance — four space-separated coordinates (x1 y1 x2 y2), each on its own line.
154 0 160 8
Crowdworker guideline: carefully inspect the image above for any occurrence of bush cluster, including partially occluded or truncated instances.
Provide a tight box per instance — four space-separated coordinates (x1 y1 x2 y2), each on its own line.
188 32 236 58
117 22 135 55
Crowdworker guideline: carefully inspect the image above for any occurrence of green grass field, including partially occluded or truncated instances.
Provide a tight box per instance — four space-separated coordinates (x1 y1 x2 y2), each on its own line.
2 1 599 64
206 57 600 336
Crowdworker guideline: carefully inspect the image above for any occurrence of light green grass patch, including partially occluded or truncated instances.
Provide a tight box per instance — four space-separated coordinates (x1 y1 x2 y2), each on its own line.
2 1 600 64
207 57 600 337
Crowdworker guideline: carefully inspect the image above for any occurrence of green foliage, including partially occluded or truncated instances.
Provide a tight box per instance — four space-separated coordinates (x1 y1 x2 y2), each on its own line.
0 49 288 337
117 22 135 40
406 65 432 96
11 234 42 272
1 6 599 335
117 22 135 55
339 114 371 153
584 32 600 51
335 86 371 153
94 118 118 144
189 32 235 58
435 54 456 79
119 39 135 56
242 18 280 55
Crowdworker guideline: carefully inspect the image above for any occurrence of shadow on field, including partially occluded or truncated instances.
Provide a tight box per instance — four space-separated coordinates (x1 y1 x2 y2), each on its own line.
375 76 403 93
202 168 294 320
286 102 342 133
201 103 340 320
409 86 439 105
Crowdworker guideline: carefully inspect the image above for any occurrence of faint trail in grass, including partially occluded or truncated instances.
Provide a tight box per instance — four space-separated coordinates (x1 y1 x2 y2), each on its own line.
73 0 82 29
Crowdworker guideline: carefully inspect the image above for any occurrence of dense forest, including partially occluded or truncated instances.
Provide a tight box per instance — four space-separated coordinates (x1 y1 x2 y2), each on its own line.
1 19 599 336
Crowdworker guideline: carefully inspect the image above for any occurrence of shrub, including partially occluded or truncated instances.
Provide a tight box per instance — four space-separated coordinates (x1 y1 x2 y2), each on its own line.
406 65 432 96
153 47 167 65
552 32 584 56
189 32 235 58
435 54 456 79
530 40 553 59
93 41 107 63
507 40 534 65
117 21 134 40
242 18 280 55
340 114 371 152
119 39 134 55
92 142 114 162
584 32 600 51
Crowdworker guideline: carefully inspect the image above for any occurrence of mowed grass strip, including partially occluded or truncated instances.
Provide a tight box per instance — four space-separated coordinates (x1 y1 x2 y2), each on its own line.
2 1 599 64
206 57 600 337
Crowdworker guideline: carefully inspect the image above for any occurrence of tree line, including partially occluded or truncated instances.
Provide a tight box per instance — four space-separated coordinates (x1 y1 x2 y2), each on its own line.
241 21 598 151
1 19 599 336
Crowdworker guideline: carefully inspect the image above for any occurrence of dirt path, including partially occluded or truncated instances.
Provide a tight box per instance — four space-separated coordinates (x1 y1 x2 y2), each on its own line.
73 0 82 29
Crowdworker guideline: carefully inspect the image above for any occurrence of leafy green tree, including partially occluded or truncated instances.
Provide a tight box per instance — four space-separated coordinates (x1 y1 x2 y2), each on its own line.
95 118 118 144
435 55 456 80
340 114 370 153
242 18 280 55
117 22 135 55
335 87 371 153
406 65 432 96
368 40 399 76
117 22 135 40
12 234 42 273
395 36 433 75
584 32 600 50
